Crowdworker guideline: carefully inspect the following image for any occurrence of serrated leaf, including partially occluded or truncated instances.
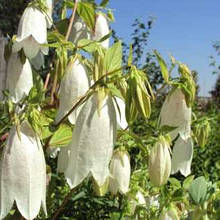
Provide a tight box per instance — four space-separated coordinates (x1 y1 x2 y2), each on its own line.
49 124 73 147
189 176 208 205
103 41 122 74
77 2 95 31
154 50 169 82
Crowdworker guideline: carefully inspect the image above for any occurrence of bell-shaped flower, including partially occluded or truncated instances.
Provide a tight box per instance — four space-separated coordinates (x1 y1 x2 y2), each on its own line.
6 53 33 103
69 15 90 44
171 137 193 177
55 58 90 124
113 97 128 130
148 136 171 187
160 88 191 141
92 13 109 48
0 121 47 219
109 150 131 195
0 35 7 100
65 93 117 188
12 6 48 59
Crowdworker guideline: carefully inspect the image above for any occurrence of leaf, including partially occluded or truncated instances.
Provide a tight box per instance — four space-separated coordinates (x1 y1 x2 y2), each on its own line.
55 19 69 35
188 176 208 205
168 177 181 189
183 175 194 189
128 44 133 66
154 50 169 82
103 41 122 74
49 124 73 147
100 0 109 7
77 2 96 31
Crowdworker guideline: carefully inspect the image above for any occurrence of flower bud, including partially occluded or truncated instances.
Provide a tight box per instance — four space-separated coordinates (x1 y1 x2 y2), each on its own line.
93 13 109 48
109 150 131 195
0 121 47 219
6 53 33 103
160 88 191 141
148 136 171 187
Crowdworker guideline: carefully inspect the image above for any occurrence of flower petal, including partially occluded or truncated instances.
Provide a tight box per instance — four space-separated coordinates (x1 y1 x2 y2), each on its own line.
65 94 117 188
171 137 193 177
6 53 33 102
55 59 90 125
160 88 191 140
0 121 47 219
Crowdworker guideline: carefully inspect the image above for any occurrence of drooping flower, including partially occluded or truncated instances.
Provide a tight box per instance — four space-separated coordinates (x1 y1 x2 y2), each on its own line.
65 93 117 188
69 15 91 44
109 150 131 195
55 58 90 125
13 6 48 59
171 137 193 177
0 35 7 100
160 88 191 141
0 121 47 219
148 136 171 187
92 13 110 48
6 53 33 103
113 97 128 130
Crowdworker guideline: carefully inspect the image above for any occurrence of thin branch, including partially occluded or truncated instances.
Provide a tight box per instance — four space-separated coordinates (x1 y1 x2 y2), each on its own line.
44 72 51 90
50 60 59 105
65 0 78 41
51 186 79 220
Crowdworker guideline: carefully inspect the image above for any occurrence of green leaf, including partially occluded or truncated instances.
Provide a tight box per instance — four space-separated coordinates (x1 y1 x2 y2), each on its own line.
100 0 109 7
189 176 208 205
49 124 73 147
168 177 181 189
183 175 194 189
77 2 96 31
103 41 122 74
128 44 133 66
154 50 169 82
55 19 69 35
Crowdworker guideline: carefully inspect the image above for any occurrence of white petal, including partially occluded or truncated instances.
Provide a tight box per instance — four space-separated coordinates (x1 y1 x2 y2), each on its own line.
171 137 193 177
55 59 90 124
65 94 117 188
160 88 191 140
16 7 47 44
31 51 45 69
69 15 90 44
6 53 33 102
109 151 130 195
45 0 53 28
57 146 70 173
0 36 7 100
92 14 109 48
0 121 47 219
23 37 41 59
113 97 128 130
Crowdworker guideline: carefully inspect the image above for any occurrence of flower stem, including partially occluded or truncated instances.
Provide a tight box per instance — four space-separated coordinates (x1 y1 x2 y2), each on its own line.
65 0 78 41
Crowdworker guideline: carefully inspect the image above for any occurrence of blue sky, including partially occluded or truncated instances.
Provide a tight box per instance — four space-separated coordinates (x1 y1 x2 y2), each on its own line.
107 0 220 96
